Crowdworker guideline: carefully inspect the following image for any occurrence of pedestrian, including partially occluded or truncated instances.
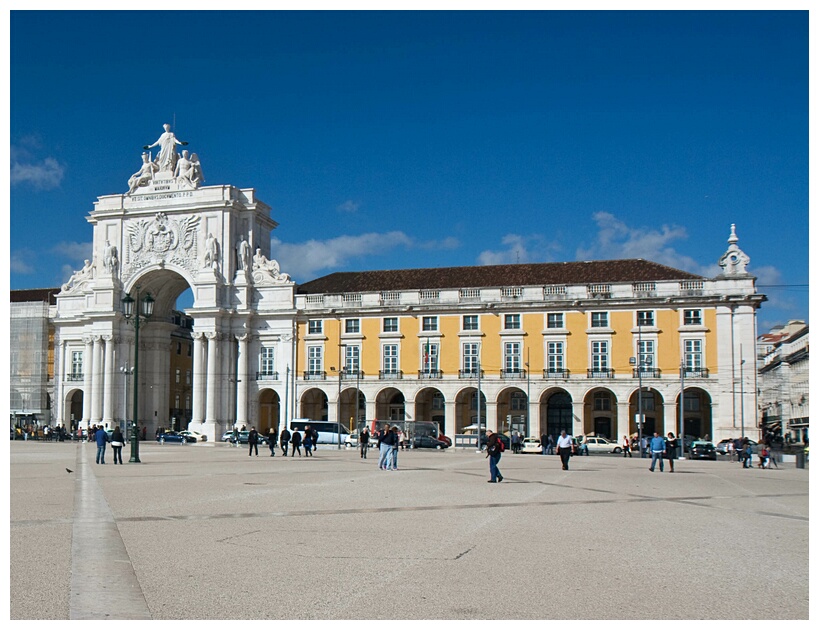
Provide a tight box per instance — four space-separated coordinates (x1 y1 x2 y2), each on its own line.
359 427 370 459
733 438 743 463
110 426 125 465
389 426 400 470
311 426 319 454
232 426 240 448
540 433 548 455
485 428 504 482
268 428 277 456
291 429 302 457
665 432 678 472
303 428 313 457
743 442 753 469
727 440 735 461
378 426 393 470
546 434 555 455
511 431 520 454
279 427 291 456
95 424 109 464
622 435 632 458
398 429 406 450
248 426 259 457
648 432 666 472
556 429 573 470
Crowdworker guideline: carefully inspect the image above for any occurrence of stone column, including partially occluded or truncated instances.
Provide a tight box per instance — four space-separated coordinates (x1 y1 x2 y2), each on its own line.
572 400 585 436
236 334 249 428
205 332 219 424
54 338 64 426
90 336 104 423
102 335 115 425
616 400 631 442
365 400 377 427
663 402 679 438
485 401 498 432
444 399 457 436
82 336 93 425
191 333 205 423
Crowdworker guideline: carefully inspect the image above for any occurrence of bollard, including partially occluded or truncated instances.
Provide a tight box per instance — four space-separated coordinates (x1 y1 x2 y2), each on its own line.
795 452 806 469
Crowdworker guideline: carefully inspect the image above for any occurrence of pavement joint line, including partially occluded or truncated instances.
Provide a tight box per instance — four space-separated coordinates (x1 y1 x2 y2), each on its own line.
68 447 152 620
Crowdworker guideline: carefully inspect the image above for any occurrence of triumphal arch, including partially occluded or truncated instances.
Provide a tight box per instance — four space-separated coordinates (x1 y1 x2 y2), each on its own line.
53 124 294 442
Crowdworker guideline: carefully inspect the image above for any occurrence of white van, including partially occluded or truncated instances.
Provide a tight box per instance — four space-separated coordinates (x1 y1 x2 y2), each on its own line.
288 420 350 446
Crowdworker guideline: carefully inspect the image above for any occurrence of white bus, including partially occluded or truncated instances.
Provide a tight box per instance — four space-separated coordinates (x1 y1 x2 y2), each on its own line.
288 419 350 446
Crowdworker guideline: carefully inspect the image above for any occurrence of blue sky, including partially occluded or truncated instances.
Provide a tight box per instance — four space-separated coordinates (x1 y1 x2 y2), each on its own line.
8 10 809 331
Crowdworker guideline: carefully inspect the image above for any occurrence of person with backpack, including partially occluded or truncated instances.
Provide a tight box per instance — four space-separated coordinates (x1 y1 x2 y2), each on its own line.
290 429 302 457
485 429 504 483
279 427 291 456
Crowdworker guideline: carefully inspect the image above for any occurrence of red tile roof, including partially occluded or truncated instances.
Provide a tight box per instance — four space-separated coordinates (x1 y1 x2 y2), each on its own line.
296 259 704 294
10 288 60 304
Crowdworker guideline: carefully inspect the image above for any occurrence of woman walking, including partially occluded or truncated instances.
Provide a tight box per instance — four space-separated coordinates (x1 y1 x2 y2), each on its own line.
291 429 302 457
303 429 313 457
665 432 678 472
111 426 125 465
622 435 632 458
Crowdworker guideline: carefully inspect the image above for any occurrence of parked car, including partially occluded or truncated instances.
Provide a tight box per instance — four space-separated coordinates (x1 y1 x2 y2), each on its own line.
344 433 360 448
156 431 191 444
581 436 622 454
715 438 759 456
179 430 207 442
412 435 450 449
229 431 268 446
479 432 511 451
521 437 542 454
689 441 717 460
436 435 452 447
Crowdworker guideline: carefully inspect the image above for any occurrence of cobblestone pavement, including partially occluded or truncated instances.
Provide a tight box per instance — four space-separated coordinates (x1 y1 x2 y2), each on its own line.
9 441 809 620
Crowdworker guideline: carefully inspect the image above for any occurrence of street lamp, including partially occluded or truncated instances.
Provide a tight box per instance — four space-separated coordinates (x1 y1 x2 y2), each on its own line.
120 362 133 435
121 288 155 463
333 342 347 450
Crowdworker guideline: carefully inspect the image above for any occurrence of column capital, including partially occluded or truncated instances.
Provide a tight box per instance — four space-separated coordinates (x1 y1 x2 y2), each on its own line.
235 333 249 342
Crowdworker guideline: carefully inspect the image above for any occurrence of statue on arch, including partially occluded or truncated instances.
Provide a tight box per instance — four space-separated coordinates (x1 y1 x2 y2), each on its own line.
252 247 290 284
203 233 219 270
61 258 96 293
144 123 188 173
126 152 158 195
102 241 119 277
237 235 251 271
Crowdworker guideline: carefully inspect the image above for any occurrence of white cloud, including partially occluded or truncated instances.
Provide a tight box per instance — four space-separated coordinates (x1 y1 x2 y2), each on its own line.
575 212 712 275
11 143 65 189
419 236 460 251
336 200 360 213
10 252 34 274
271 231 414 280
477 233 560 266
51 241 92 261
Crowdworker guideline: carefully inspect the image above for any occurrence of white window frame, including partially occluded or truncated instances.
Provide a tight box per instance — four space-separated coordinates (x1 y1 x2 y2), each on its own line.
684 339 703 370
421 341 439 372
344 345 360 373
383 317 399 333
345 319 360 334
504 314 521 330
463 342 480 373
547 341 564 372
422 316 438 332
683 309 703 326
382 344 399 373
547 313 564 329
260 347 275 375
463 315 479 331
504 342 522 372
637 310 654 327
307 346 323 373
591 312 609 328
591 340 609 370
71 350 83 376
308 319 323 334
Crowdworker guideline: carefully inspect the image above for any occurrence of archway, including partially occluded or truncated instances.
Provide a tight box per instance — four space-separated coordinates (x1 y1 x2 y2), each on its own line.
339 386 365 432
414 387 445 433
543 389 573 441
258 388 280 434
454 387 486 433
676 388 713 440
583 388 617 438
497 386 528 435
64 388 84 431
299 387 328 422
376 387 405 423
628 387 664 437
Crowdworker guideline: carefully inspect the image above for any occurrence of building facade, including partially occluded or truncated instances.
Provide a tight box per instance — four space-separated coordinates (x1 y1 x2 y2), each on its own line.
47 125 766 444
758 320 809 443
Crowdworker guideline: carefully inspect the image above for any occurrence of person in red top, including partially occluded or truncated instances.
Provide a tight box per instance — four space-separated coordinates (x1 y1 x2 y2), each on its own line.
485 429 504 483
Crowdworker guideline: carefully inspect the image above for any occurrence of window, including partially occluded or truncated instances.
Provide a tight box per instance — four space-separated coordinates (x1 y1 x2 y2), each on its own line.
422 342 439 372
382 344 398 373
684 309 702 326
684 392 701 411
432 392 444 410
593 391 611 411
463 343 479 373
510 392 527 411
547 313 564 329
345 319 360 334
186 370 191 385
504 342 522 372
260 347 275 375
308 319 323 334
187 343 191 357
307 346 323 373
638 340 655 369
504 314 521 330
176 342 182 355
422 316 438 332
592 341 609 370
71 351 83 376
684 339 703 369
185 395 191 409
637 311 654 327
383 317 398 333
174 394 181 408
547 342 564 372
175 368 181 384
591 312 608 328
344 345 360 373
463 315 479 331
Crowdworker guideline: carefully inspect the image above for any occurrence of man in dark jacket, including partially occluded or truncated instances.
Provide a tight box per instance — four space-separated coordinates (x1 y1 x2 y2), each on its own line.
248 426 259 457
359 427 370 459
95 425 109 464
485 429 503 483
279 427 291 456
268 428 277 456
291 429 302 456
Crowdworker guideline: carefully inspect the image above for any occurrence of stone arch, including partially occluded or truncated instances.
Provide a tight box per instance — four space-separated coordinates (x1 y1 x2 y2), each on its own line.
675 387 713 440
496 386 528 435
454 387 486 433
338 385 365 432
257 388 280 434
628 387 665 437
413 386 446 433
299 387 328 422
63 388 84 430
541 388 573 441
583 387 618 439
375 387 405 423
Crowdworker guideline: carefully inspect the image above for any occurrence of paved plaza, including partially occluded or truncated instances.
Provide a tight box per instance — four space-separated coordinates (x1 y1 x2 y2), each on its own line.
9 440 809 620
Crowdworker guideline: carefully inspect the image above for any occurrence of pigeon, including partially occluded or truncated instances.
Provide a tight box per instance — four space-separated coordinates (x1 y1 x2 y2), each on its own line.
65 468 73 474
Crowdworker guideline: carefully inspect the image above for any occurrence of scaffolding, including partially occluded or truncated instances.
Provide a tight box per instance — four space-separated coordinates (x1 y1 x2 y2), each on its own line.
10 301 51 427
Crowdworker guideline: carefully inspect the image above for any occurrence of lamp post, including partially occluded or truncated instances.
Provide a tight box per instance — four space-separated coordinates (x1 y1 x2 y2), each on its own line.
120 362 133 434
740 345 746 440
121 288 154 463
336 343 347 450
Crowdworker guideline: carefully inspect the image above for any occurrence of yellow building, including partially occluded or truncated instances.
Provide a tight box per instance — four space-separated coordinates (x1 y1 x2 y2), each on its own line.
290 230 763 444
